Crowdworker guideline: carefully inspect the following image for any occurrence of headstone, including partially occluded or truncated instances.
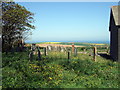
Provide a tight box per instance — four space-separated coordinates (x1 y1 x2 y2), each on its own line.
47 46 49 52
29 51 33 61
89 48 93 56
84 48 86 52
72 43 75 53
31 44 36 51
48 45 52 51
26 47 30 55
74 48 77 57
61 47 64 52
54 46 57 51
58 46 61 52
38 49 41 61
44 47 47 56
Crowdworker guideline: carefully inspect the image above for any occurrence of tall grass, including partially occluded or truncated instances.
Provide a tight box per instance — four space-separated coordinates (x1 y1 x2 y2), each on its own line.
2 51 119 88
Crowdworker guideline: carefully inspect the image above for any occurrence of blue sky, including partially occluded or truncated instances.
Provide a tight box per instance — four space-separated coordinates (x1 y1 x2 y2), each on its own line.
18 2 118 43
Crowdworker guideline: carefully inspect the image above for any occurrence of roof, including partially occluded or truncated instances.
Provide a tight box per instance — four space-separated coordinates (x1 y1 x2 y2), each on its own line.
111 5 120 26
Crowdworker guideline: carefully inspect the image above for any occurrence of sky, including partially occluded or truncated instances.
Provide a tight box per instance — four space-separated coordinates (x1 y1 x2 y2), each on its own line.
17 2 118 43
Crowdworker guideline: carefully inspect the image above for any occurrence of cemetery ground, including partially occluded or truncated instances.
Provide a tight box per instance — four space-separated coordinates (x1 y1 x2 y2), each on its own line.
2 42 119 88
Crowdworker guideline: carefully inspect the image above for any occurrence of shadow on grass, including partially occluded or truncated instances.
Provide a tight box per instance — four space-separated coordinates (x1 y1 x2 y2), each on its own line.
98 53 114 61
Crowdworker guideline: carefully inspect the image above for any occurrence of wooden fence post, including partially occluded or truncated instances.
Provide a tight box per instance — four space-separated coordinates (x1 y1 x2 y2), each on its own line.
93 46 97 61
68 51 70 60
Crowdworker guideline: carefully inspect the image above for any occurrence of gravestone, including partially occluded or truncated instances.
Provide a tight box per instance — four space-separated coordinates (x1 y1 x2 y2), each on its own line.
74 48 77 57
31 44 36 51
72 43 75 53
84 48 86 52
38 49 41 61
47 46 49 52
54 46 57 51
58 46 61 52
44 47 47 56
64 47 67 52
61 47 64 52
48 45 52 51
89 48 93 56
29 51 33 61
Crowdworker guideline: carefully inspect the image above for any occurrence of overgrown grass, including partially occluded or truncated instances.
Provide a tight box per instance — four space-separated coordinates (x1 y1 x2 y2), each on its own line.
2 51 119 88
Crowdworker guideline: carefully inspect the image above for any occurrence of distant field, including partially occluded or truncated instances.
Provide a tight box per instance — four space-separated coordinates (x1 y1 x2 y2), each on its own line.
37 42 61 44
27 42 109 47
59 42 109 46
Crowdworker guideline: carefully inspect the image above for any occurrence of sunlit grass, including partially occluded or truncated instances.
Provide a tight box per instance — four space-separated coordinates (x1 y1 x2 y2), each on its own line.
2 51 119 88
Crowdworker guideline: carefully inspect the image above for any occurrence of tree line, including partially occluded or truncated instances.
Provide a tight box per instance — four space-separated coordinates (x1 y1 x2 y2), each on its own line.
1 1 35 52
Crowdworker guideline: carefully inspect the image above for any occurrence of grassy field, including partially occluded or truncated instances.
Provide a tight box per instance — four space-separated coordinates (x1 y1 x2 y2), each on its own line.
33 42 109 47
60 42 109 47
2 49 119 88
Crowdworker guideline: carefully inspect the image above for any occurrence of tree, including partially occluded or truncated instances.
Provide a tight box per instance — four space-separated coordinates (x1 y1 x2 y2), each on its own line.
2 1 35 52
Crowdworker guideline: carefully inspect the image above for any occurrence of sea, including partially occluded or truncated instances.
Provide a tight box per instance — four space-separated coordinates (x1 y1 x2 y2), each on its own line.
25 40 110 44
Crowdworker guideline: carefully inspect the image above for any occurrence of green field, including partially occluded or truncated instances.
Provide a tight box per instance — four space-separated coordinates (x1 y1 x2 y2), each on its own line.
35 42 109 46
2 49 119 88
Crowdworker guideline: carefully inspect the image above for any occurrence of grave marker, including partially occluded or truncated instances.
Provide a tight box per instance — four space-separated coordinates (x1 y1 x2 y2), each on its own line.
29 51 33 61
74 47 77 57
72 43 75 53
44 47 47 56
38 49 41 61
61 47 64 52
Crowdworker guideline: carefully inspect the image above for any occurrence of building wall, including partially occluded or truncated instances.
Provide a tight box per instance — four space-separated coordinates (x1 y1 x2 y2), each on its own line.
110 14 118 61
118 28 120 61
110 28 118 61
0 37 1 52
